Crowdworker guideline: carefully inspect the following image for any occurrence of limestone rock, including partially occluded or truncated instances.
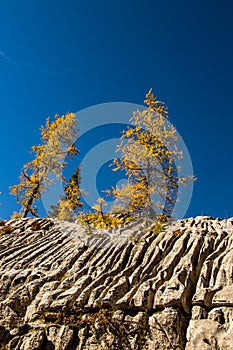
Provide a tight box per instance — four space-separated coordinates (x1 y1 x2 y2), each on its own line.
0 216 232 349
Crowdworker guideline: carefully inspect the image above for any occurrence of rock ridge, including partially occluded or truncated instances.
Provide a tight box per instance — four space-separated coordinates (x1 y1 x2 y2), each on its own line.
0 216 232 349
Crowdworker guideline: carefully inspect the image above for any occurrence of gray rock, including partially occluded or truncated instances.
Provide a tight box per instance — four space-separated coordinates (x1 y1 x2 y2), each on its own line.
0 216 232 349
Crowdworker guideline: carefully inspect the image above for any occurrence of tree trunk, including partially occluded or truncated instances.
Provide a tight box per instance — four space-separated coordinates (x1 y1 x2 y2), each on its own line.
22 183 40 218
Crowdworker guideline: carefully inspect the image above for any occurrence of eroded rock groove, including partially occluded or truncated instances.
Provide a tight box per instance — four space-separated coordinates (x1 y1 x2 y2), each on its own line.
0 216 232 349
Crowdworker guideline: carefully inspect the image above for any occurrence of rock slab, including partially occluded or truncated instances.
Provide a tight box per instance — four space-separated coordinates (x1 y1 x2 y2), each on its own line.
0 216 233 349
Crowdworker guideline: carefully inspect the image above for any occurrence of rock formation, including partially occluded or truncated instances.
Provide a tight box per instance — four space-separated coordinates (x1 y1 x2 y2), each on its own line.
0 216 232 349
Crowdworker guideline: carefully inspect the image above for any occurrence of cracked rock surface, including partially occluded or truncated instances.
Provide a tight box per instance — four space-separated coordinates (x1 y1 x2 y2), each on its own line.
0 216 233 349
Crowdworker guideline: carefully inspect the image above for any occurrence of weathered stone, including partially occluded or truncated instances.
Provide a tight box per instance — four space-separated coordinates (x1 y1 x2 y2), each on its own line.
0 216 232 349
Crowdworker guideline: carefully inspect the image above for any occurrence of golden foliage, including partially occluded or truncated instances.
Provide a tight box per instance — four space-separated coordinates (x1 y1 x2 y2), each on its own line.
110 89 195 218
10 212 23 220
8 89 195 231
0 224 13 235
77 196 134 229
54 200 75 222
150 221 165 235
49 166 83 221
78 211 134 229
10 113 78 218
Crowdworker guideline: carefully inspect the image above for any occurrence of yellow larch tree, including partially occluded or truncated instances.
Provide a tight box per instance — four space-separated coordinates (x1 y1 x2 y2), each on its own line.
110 89 195 218
10 113 78 218
49 166 83 221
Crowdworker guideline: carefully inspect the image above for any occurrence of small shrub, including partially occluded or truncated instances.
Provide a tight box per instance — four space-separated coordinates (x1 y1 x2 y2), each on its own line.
150 221 165 235
128 233 143 244
78 212 134 230
172 229 183 236
0 224 13 235
10 212 22 220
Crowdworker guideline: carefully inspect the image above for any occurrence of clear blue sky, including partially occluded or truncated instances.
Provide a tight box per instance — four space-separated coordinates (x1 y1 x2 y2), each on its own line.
0 0 232 219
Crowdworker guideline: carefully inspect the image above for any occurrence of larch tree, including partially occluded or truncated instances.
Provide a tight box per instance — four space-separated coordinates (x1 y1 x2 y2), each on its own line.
109 89 195 218
49 166 83 221
10 113 78 218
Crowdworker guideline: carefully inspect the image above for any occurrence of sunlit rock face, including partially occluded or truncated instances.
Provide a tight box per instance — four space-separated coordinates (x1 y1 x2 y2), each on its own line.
0 216 232 349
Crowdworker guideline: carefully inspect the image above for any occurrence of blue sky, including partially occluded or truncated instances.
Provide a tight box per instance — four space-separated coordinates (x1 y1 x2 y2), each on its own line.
0 0 232 219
